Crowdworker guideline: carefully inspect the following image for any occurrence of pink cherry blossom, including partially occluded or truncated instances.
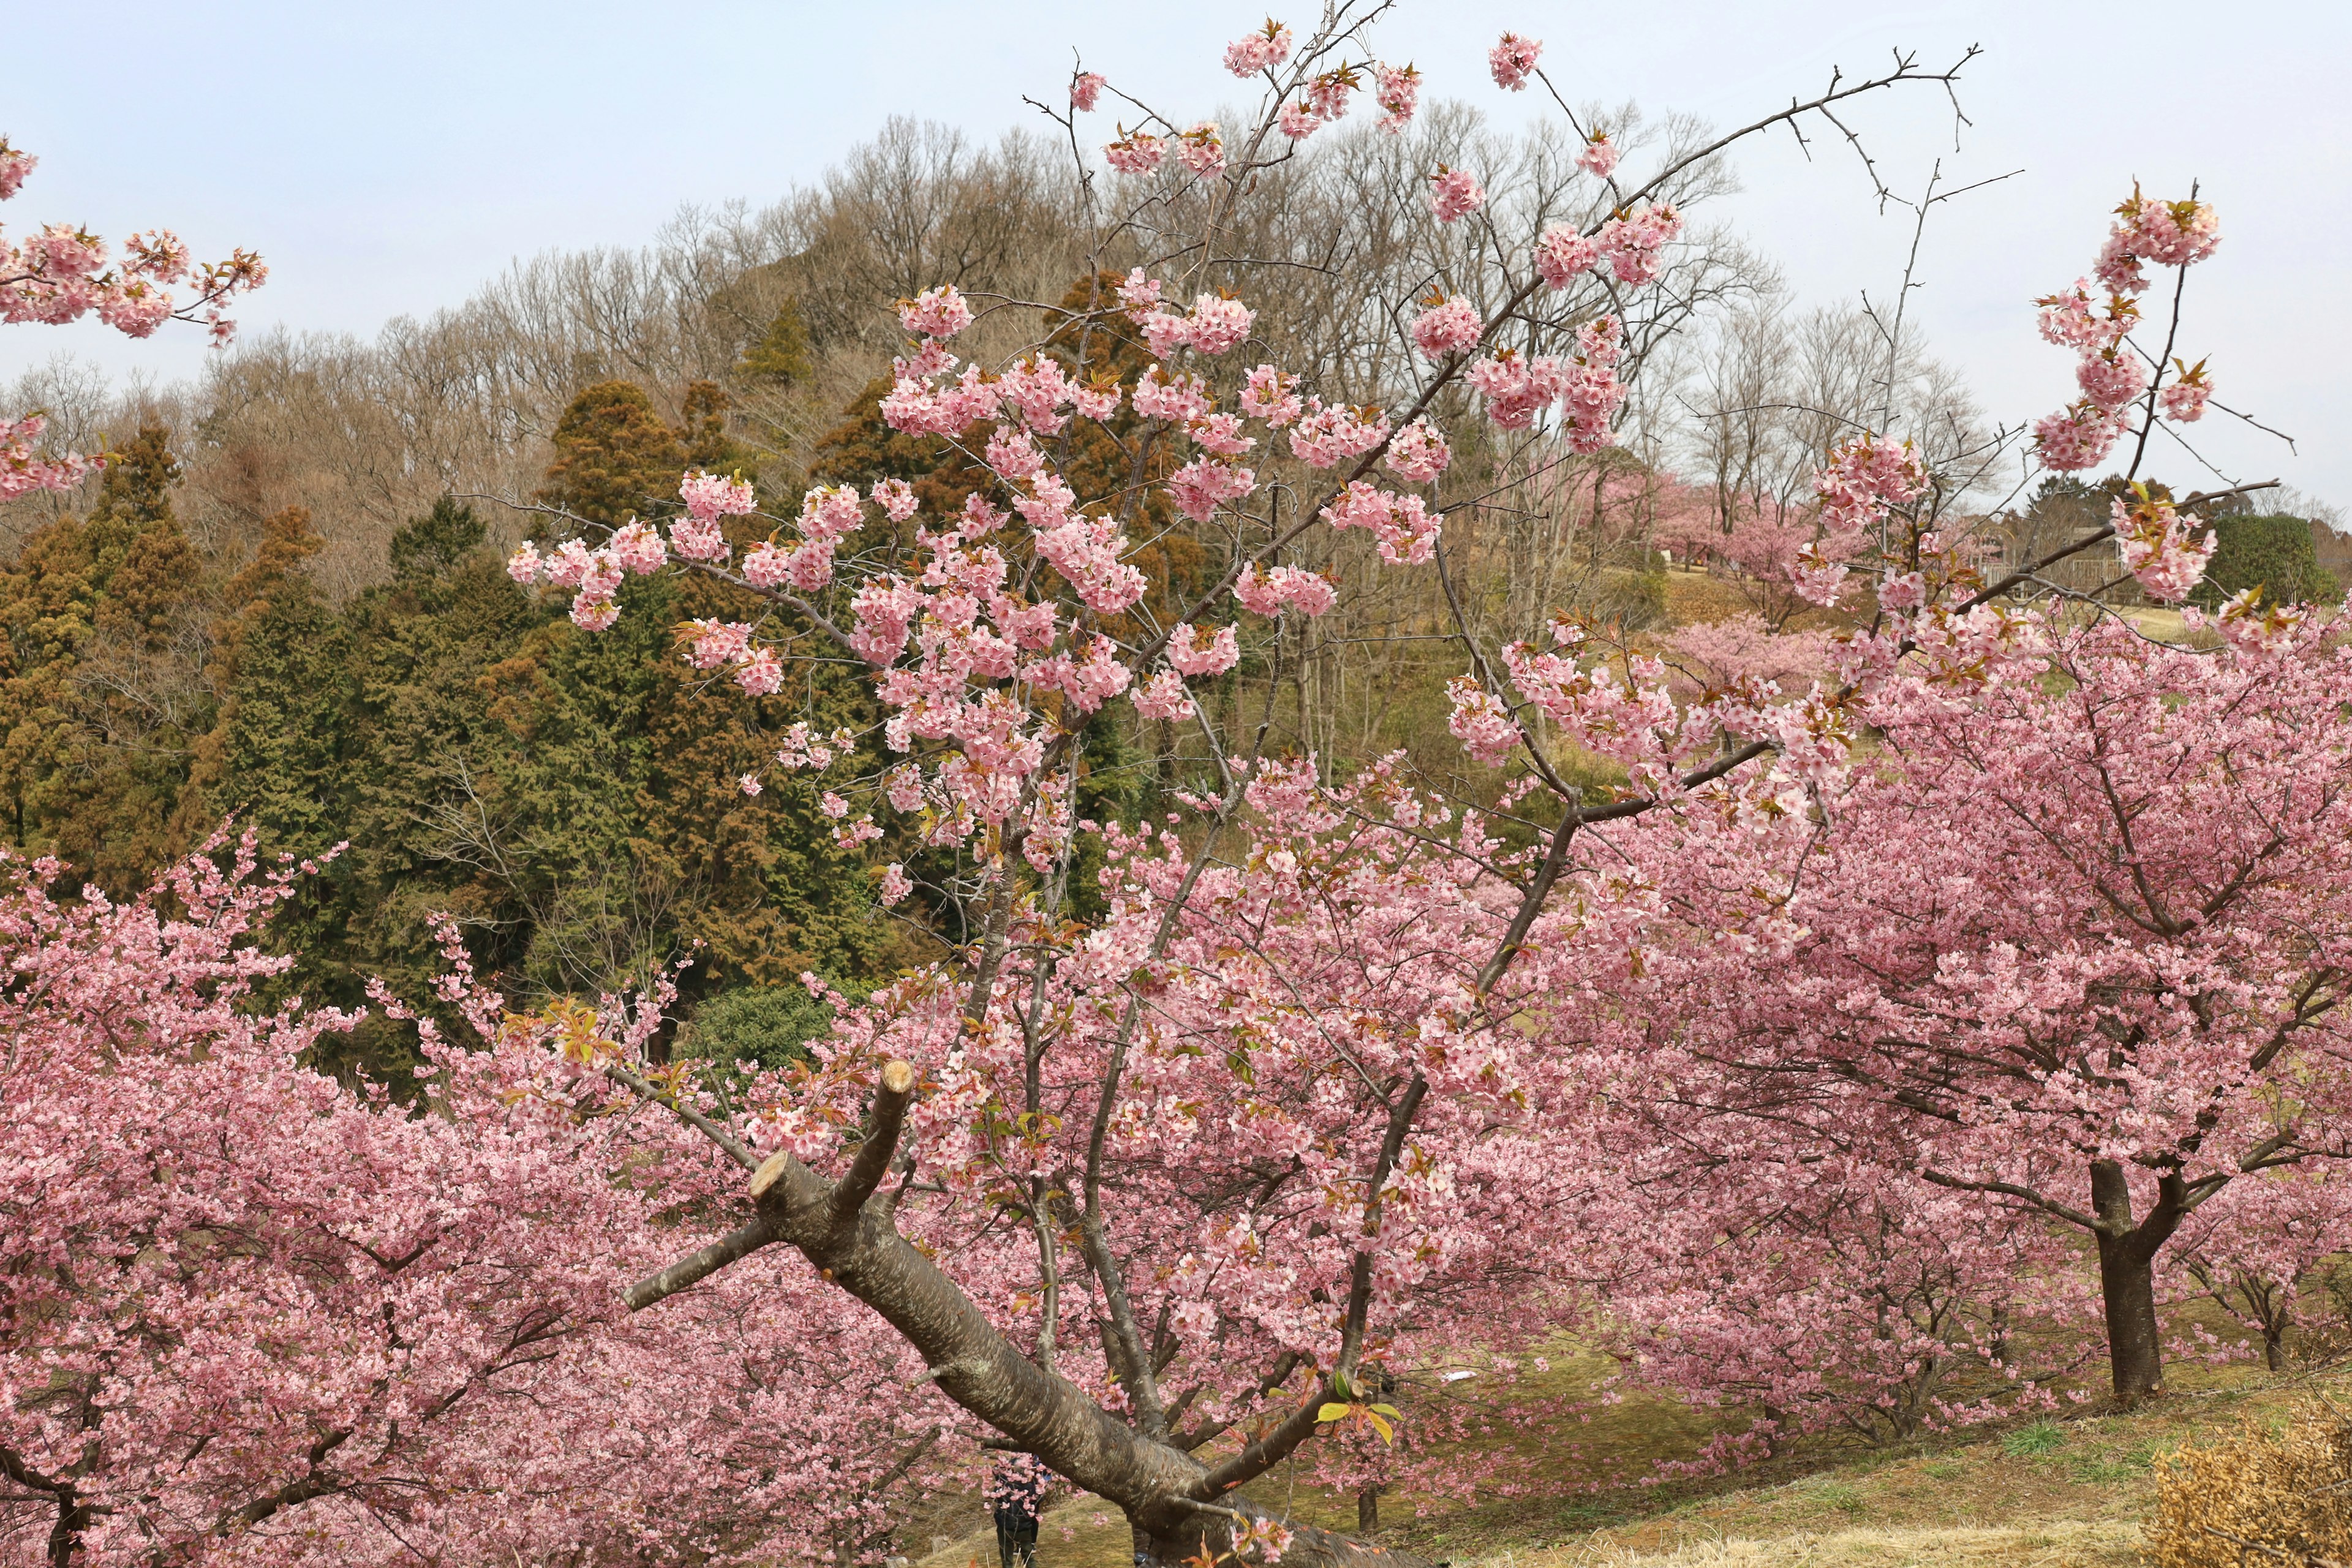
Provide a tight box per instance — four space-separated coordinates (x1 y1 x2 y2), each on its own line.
1178 122 1227 179
1384 416 1452 483
1164 457 1258 522
1287 400 1391 467
1131 368 1212 423
1446 676 1519 762
1070 71 1106 111
2113 490 2216 603
570 592 620 630
2075 348 2149 412
2124 190 2221 267
609 519 668 575
1223 21 1294 77
1182 293 1254 355
0 844 943 1568
1408 294 1483 361
489 24 2326 1521
1168 622 1242 677
1239 363 1304 426
0 140 32 200
898 283 976 339
2162 361 2212 423
681 468 758 519
1577 133 1619 179
0 140 263 492
1105 131 1166 174
1428 165 1486 224
670 516 730 562
1187 410 1254 457
685 619 755 670
1374 64 1422 132
1597 202 1682 285
1876 571 1926 612
1465 349 1562 431
1534 224 1599 288
1133 669 1200 722
1322 480 1443 565
1488 32 1542 91
2032 401 2126 472
1233 563 1336 617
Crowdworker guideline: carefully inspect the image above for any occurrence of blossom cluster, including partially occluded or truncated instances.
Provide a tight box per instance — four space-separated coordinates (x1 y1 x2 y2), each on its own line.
1793 435 1932 609
0 140 265 499
0 413 98 501
1 138 264 347
507 467 765 635
2111 488 2217 603
1465 315 1626 450
2032 190 2220 472
1488 32 1542 91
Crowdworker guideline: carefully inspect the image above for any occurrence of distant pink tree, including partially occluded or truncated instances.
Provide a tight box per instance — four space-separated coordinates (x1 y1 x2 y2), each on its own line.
1559 607 2352 1407
2171 1166 2352 1371
1585 1159 2098 1463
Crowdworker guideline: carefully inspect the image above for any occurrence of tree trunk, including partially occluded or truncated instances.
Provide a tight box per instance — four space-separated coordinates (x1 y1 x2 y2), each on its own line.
1357 1484 1379 1536
628 1066 1436 1568
2089 1159 2188 1406
1133 1496 1423 1568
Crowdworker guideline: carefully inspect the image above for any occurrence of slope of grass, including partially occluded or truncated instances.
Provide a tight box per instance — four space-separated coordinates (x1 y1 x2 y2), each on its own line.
911 1355 2348 1568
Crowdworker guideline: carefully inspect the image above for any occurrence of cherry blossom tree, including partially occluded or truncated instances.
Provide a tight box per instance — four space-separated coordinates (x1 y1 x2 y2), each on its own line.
1556 605 2352 1407
0 843 944 1568
0 137 264 500
1585 1159 2098 1463
495 0 2320 1555
2172 1167 2352 1371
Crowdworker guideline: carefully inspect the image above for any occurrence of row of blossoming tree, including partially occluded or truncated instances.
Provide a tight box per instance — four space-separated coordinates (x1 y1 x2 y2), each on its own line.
9 3 2350 1564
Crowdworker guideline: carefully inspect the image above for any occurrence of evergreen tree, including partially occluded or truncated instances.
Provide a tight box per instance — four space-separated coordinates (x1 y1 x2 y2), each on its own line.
535 381 689 527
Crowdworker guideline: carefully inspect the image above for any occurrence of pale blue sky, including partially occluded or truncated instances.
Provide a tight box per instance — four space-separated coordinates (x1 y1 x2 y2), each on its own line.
7 1 2346 506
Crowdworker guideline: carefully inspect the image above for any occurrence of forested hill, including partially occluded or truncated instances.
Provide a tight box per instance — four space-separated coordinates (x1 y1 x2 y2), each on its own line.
0 385 912 1075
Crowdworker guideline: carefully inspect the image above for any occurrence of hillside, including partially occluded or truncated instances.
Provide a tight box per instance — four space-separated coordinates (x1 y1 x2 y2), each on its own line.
910 1345 2335 1568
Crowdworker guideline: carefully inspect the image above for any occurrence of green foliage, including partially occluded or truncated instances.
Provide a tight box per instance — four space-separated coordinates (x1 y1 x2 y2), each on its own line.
535 380 688 527
0 424 211 892
1583 562 1669 631
0 384 904 1081
738 301 815 388
388 496 487 581
2190 514 2340 608
676 984 837 1077
2003 1420 2069 1458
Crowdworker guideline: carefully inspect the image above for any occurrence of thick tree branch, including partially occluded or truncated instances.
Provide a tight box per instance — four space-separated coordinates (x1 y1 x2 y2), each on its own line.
832 1060 920 1229
623 1215 785 1312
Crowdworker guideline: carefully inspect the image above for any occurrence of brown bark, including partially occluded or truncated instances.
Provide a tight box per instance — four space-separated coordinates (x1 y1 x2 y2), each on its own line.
627 1060 1439 1568
1136 1496 1414 1568
2090 1159 2187 1405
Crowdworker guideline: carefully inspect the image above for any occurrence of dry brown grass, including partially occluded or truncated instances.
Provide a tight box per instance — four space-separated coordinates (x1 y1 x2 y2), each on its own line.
1526 1521 2140 1568
2144 1396 2352 1568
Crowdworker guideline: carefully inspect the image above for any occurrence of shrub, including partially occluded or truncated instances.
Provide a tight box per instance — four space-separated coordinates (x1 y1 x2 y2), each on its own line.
676 984 837 1077
2190 514 2341 608
2147 1398 2352 1567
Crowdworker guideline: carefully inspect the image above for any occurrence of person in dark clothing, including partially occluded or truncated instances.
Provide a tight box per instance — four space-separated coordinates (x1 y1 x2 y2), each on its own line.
987 1453 1050 1568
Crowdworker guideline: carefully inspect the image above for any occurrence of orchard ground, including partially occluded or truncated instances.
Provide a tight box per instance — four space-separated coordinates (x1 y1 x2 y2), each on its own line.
913 1308 2320 1568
